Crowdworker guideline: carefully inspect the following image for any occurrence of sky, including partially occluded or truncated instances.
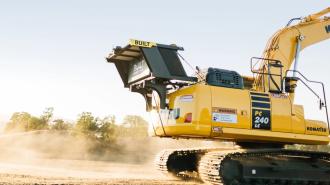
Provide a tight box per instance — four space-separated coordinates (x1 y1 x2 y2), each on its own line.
0 1 329 123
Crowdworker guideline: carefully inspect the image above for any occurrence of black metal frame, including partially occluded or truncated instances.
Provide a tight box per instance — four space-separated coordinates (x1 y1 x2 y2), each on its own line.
250 57 283 93
285 70 330 133
108 42 197 138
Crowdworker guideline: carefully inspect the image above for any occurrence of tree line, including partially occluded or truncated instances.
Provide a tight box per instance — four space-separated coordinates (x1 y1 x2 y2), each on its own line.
4 107 149 143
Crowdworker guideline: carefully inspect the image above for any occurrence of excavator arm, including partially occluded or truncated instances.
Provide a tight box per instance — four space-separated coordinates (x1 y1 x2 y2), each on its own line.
254 7 330 93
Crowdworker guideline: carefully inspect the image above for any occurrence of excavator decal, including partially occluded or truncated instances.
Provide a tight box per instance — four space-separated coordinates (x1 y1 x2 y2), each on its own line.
129 39 156 48
252 109 271 130
250 92 271 130
307 126 327 133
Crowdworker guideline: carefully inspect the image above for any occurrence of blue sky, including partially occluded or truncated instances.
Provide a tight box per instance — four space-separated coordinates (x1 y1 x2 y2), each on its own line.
0 1 329 123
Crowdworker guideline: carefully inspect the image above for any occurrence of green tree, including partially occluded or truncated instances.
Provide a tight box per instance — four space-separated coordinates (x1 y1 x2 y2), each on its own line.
29 116 48 130
75 112 98 136
51 119 72 130
40 107 54 124
98 115 117 143
4 108 54 132
120 115 148 137
4 112 31 132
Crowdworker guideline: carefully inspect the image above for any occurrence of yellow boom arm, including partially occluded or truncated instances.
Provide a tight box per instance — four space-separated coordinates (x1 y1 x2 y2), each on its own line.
254 7 330 93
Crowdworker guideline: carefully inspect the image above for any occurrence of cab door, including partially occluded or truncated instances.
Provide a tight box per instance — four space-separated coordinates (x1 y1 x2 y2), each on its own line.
270 94 292 132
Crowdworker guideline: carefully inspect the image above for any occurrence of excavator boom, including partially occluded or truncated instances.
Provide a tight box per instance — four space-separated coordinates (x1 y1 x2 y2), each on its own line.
255 7 330 93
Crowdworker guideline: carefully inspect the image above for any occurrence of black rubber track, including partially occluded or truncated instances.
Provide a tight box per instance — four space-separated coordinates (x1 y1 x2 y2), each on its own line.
155 148 208 180
199 149 330 185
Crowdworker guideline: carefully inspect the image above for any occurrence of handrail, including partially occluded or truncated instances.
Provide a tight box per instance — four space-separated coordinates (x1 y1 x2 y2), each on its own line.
285 70 329 133
286 17 303 27
251 57 283 92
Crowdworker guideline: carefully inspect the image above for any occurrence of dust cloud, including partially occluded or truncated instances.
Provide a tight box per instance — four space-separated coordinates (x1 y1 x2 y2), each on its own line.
0 131 229 184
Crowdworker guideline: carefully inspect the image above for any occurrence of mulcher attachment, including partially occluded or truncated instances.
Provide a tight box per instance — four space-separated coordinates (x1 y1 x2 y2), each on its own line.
199 149 330 185
107 39 197 110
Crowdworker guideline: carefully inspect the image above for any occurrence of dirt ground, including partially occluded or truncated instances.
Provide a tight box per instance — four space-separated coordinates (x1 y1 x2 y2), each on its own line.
0 132 224 185
0 158 203 185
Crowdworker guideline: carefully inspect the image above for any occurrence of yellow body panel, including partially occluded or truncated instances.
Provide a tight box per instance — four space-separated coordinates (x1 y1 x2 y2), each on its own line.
270 94 292 133
153 84 330 145
154 84 212 137
210 87 251 130
291 105 306 134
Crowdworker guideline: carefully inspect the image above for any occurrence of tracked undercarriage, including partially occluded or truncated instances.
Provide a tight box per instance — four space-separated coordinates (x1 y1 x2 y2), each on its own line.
155 147 330 185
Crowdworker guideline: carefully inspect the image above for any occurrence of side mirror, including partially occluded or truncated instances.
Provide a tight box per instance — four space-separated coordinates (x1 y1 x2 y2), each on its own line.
319 99 325 110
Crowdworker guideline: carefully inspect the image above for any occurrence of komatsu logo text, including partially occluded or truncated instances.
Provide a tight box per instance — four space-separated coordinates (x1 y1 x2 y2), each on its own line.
307 126 327 133
326 25 330 33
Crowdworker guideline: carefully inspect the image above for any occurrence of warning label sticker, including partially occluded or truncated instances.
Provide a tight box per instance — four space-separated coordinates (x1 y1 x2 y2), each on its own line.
179 95 193 102
212 107 237 123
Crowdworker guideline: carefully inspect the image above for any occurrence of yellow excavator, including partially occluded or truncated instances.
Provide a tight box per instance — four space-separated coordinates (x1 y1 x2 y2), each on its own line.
107 8 330 185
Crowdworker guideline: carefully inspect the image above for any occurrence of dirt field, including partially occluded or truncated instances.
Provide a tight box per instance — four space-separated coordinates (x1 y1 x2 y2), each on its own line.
0 132 226 184
0 158 203 185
